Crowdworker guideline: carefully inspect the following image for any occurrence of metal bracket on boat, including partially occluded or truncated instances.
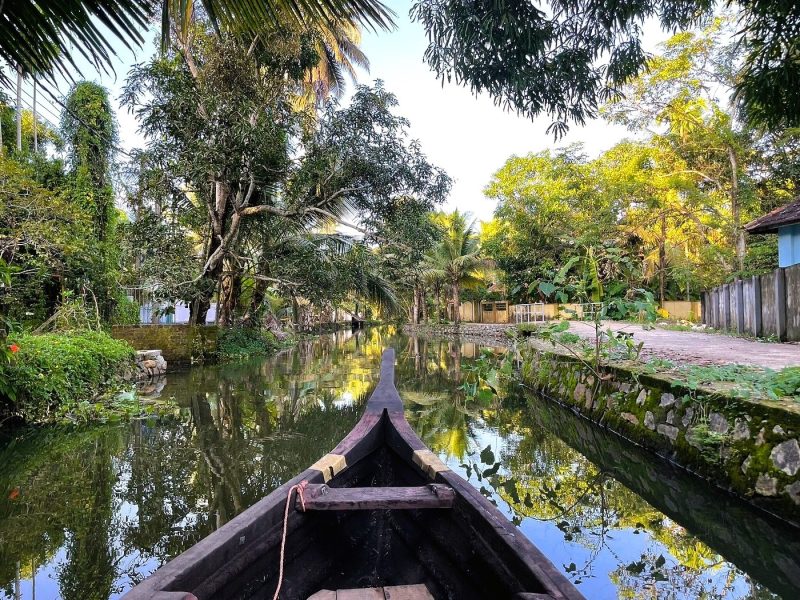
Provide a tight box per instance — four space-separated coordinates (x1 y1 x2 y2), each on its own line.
309 453 347 482
412 449 450 479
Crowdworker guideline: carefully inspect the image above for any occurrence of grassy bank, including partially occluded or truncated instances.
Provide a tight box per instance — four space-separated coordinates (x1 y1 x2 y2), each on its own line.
1 330 137 424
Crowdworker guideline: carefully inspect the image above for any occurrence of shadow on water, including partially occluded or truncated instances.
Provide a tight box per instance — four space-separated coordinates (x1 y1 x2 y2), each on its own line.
0 327 797 599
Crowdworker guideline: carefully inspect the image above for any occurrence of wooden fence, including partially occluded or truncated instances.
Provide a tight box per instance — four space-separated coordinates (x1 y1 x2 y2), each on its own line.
702 263 800 341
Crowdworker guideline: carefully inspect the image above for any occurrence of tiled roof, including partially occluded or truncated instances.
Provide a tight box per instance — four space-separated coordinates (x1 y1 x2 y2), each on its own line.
744 198 800 234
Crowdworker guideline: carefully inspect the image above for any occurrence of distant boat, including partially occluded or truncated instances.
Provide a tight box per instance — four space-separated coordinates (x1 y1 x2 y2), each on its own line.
123 349 584 600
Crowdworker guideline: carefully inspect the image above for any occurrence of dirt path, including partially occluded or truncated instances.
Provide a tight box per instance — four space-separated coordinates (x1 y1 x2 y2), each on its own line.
567 321 800 370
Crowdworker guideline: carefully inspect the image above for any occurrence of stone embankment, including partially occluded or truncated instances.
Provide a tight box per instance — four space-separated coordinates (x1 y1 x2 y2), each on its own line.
404 323 514 348
521 350 800 521
134 349 167 379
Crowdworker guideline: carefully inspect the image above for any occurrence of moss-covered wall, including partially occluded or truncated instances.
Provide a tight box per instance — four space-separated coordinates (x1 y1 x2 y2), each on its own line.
520 349 800 523
110 325 218 366
520 392 800 596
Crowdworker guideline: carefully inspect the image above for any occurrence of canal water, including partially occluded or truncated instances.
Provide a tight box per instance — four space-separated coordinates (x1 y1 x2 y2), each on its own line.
1 327 798 599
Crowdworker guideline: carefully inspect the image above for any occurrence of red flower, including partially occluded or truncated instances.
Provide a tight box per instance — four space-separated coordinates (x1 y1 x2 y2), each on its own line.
8 488 19 500
8 344 19 354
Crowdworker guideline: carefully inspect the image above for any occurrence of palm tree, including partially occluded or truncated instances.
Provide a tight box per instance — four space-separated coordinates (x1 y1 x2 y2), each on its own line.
422 210 484 325
1 0 393 85
295 18 370 110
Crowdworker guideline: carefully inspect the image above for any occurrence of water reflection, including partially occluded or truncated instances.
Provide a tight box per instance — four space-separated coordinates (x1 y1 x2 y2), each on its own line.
0 328 797 599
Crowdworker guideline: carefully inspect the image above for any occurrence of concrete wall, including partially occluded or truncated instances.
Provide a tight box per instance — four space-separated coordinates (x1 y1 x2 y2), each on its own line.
111 325 219 365
761 273 777 338
661 301 702 321
458 301 701 323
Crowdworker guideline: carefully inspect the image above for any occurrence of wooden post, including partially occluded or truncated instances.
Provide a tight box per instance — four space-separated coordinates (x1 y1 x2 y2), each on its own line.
775 267 787 341
752 275 763 338
723 284 731 330
735 279 745 334
700 292 706 325
709 290 716 328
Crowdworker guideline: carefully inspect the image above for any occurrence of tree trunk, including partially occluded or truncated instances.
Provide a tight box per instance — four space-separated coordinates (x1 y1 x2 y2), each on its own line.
421 285 428 323
292 296 300 327
412 284 420 325
242 276 268 326
16 66 22 151
452 282 460 325
659 214 666 306
728 145 746 271
32 79 37 152
217 259 241 327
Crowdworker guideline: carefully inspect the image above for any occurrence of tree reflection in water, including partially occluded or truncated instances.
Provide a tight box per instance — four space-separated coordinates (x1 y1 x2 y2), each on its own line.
0 328 795 599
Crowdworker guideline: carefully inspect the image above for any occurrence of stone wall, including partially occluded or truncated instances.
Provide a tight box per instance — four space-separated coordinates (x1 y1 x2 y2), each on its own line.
111 325 219 366
520 348 800 523
521 392 800 596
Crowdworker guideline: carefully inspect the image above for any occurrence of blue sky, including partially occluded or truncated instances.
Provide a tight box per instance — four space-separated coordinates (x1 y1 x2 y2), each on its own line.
20 2 670 224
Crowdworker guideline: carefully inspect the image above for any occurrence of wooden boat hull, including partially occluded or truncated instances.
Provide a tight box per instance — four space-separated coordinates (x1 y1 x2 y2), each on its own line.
123 349 584 600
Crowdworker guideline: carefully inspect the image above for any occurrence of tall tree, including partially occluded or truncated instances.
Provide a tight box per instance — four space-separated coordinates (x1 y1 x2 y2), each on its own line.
603 21 756 271
124 25 449 325
59 82 120 319
422 210 483 325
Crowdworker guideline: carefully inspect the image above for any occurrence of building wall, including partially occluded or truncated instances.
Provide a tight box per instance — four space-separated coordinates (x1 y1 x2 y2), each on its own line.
778 224 800 268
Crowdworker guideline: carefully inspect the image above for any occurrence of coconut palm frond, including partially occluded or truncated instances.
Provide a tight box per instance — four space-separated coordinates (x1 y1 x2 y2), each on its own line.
1 0 394 85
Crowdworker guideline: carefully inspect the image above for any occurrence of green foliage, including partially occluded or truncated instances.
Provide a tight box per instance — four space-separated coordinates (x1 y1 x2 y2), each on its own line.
111 294 140 326
217 327 282 361
604 290 659 322
768 368 800 398
2 331 135 422
0 0 392 89
412 1 800 134
123 28 449 325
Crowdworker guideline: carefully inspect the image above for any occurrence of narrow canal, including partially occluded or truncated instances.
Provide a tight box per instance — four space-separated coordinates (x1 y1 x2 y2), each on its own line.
1 328 798 599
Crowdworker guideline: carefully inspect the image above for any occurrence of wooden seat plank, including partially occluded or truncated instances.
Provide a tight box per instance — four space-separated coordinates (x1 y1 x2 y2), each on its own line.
383 584 435 599
298 484 455 511
336 588 384 600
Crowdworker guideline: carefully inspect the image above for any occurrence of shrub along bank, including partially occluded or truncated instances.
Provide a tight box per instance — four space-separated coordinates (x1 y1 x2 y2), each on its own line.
1 330 136 423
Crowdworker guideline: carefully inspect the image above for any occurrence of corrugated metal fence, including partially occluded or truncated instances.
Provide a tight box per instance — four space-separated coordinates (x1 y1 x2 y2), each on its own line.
702 263 800 341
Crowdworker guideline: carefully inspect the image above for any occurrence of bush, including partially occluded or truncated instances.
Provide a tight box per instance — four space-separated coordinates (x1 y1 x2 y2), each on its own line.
112 294 140 325
2 330 135 422
217 327 280 361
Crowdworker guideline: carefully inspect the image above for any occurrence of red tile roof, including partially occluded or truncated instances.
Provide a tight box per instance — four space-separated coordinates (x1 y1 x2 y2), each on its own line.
744 198 800 234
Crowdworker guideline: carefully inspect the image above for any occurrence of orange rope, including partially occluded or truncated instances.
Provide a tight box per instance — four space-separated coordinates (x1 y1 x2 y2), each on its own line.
272 480 308 600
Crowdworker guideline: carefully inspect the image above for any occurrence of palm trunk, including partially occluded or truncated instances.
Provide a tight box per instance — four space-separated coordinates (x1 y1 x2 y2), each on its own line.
411 285 419 325
421 285 428 323
452 282 460 325
728 145 745 271
16 66 22 151
659 214 666 306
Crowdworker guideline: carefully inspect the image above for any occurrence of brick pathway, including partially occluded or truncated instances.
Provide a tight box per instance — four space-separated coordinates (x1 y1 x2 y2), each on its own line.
568 321 800 370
